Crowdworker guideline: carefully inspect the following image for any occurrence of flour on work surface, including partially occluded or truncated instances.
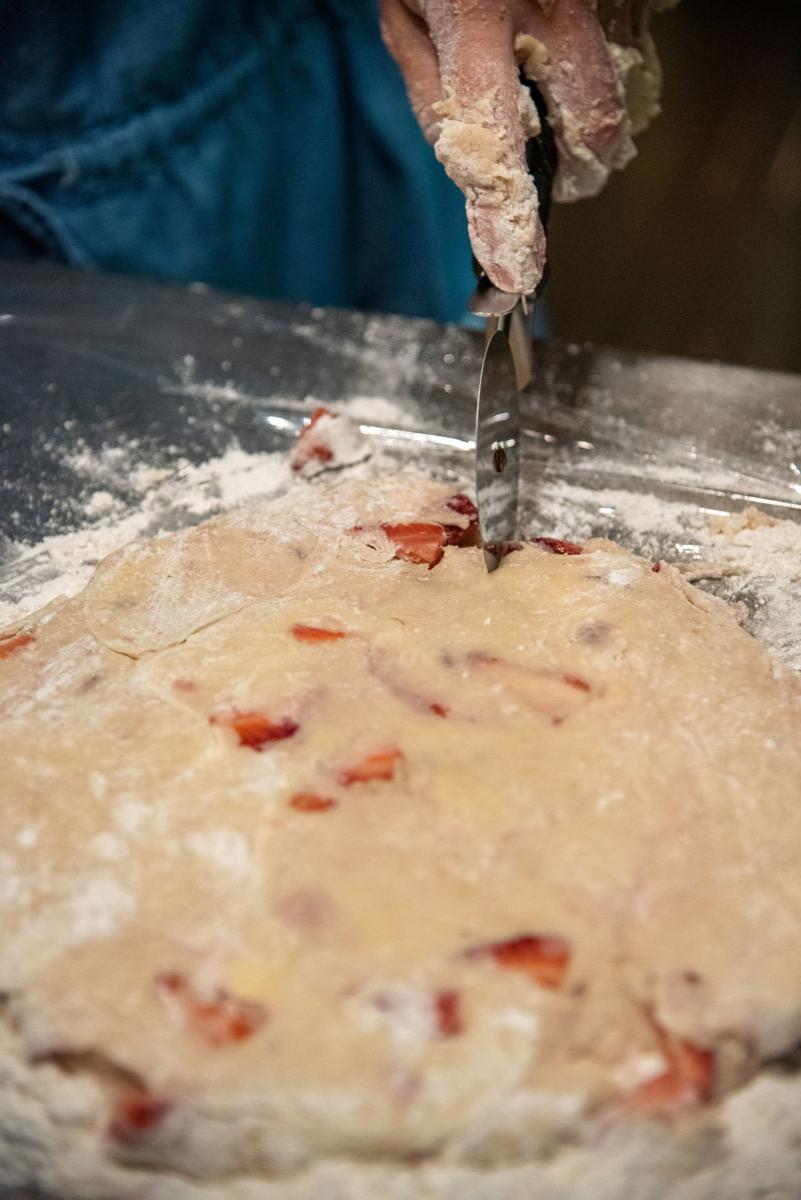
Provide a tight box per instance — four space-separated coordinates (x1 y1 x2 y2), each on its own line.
535 478 801 671
0 441 290 626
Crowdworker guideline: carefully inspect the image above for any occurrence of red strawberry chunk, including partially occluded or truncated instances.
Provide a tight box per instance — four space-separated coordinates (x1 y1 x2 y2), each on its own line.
671 1040 715 1099
290 792 337 812
308 405 334 427
368 648 449 718
291 406 338 471
109 1090 171 1143
0 632 35 660
291 624 347 642
434 989 464 1038
562 674 591 693
651 561 662 573
380 522 446 568
467 933 571 989
446 494 478 518
443 494 479 548
172 677 197 693
210 709 299 751
626 1030 715 1117
443 521 480 548
337 747 403 786
156 972 268 1047
531 537 583 556
466 654 592 724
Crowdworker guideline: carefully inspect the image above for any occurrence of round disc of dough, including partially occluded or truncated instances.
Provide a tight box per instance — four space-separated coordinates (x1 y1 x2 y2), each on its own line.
1 474 800 1199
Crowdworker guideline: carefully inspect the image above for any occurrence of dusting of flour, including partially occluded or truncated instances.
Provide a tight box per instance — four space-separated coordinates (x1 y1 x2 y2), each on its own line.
0 443 291 627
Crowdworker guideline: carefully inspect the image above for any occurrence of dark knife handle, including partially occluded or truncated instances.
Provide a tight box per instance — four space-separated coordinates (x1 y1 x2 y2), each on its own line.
523 77 557 298
523 78 558 234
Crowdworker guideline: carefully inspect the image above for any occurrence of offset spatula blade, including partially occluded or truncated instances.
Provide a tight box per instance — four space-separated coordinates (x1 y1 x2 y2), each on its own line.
475 329 520 572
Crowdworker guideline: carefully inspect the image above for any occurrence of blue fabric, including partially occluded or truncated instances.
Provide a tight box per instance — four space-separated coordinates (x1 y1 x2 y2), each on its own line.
0 0 478 323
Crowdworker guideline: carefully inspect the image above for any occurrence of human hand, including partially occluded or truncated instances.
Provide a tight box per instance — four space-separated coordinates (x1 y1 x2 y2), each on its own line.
381 0 668 294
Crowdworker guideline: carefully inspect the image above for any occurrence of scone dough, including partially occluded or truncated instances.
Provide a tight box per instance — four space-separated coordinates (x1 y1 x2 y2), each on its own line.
2 473 801 1199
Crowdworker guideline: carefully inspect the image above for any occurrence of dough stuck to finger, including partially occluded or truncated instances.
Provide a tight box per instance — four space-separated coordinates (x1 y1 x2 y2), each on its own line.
419 1 549 292
608 32 663 137
434 86 546 292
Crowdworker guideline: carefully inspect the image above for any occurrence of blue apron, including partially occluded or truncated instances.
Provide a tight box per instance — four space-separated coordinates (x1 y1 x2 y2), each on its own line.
0 0 478 323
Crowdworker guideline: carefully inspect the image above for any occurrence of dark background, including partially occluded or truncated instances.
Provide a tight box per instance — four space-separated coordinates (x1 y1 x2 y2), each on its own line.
547 0 801 374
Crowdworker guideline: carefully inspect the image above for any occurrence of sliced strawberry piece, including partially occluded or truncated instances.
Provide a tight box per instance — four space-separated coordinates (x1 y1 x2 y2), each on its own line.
651 561 662 573
291 624 348 642
561 674 591 693
290 406 338 471
368 649 449 719
210 709 298 751
467 654 592 725
380 522 446 568
108 1090 171 1143
0 632 34 660
531 537 583 555
443 494 480 548
444 521 480 548
444 523 480 548
172 677 197 693
290 792 336 812
466 933 572 990
156 972 268 1047
625 1029 715 1117
446 494 479 518
434 989 464 1038
671 1040 715 1099
337 747 403 786
308 405 334 426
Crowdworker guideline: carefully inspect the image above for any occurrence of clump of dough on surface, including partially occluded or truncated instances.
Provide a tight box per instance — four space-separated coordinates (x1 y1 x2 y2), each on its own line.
709 505 780 537
290 406 369 478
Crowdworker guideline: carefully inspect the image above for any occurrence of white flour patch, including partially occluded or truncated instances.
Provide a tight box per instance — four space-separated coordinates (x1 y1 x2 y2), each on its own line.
0 442 290 628
341 395 408 426
185 829 255 877
84 490 118 517
606 564 643 588
70 878 134 941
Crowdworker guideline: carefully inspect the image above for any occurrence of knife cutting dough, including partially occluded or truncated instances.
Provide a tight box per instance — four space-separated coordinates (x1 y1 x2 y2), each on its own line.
2 463 801 1199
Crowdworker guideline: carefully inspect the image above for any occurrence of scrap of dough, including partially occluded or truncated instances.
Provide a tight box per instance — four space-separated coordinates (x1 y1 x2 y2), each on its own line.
2 474 801 1199
674 559 743 582
709 506 780 537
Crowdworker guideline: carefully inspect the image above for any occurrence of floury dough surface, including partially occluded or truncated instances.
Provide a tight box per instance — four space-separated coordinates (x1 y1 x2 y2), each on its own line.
2 473 801 1199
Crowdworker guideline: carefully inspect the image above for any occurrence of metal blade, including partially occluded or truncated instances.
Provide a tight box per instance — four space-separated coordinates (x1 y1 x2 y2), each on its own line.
467 277 520 319
475 329 520 572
